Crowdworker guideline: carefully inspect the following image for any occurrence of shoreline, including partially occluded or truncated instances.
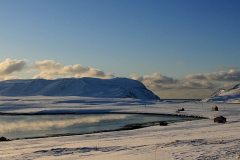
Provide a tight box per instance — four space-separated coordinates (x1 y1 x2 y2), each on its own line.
0 111 208 119
1 111 205 141
9 118 204 141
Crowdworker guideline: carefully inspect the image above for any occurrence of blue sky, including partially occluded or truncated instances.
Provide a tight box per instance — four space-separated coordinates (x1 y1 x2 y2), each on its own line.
1 0 240 98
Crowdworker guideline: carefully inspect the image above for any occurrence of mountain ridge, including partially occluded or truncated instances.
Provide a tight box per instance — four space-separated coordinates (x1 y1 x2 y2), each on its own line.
0 77 160 101
203 83 240 103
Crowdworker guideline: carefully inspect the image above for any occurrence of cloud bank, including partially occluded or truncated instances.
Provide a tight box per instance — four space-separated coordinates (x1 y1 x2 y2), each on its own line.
131 73 215 91
186 68 240 81
31 60 114 79
0 58 238 98
0 58 27 80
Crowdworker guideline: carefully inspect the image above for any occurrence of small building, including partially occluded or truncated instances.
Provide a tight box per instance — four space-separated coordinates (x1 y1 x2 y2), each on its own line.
212 105 219 111
214 116 226 123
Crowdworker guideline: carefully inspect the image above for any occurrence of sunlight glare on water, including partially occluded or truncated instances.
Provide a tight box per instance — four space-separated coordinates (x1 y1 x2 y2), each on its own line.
0 114 200 140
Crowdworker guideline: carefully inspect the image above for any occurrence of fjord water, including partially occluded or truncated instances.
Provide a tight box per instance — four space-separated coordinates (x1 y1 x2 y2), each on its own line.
0 114 200 140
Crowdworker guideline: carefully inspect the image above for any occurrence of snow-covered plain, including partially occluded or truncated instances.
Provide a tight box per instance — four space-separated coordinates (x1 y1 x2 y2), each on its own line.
0 96 239 160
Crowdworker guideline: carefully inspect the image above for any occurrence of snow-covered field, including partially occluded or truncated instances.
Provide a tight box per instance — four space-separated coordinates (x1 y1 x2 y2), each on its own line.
0 96 239 160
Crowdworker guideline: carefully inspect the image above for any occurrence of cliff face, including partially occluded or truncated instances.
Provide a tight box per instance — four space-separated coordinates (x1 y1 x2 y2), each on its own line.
0 77 160 101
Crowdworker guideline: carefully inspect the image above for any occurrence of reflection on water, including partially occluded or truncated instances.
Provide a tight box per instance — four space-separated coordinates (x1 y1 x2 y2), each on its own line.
0 114 200 140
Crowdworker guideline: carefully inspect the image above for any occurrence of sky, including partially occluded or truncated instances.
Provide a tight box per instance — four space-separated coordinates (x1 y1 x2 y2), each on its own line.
0 0 240 99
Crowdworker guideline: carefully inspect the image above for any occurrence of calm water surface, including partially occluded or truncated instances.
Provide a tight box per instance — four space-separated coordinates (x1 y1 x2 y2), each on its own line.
0 114 200 140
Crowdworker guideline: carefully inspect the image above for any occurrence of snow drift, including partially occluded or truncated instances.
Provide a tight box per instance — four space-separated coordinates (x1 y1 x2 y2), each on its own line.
0 78 160 100
203 83 240 103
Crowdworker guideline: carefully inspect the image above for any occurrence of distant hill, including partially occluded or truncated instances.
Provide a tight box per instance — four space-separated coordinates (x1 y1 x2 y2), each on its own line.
203 83 240 103
0 78 160 101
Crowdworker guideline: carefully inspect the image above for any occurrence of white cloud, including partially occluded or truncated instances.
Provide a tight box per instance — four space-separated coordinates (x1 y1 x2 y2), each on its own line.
181 81 215 89
131 73 178 84
130 73 215 92
185 68 240 81
31 60 114 79
0 58 233 99
0 58 27 80
33 60 62 70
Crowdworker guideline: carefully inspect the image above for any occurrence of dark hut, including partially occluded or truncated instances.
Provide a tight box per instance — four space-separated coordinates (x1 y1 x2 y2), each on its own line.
212 105 219 111
214 116 226 123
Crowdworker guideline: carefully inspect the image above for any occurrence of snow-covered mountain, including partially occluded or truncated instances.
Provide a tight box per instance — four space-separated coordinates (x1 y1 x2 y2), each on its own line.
0 78 160 100
203 83 240 103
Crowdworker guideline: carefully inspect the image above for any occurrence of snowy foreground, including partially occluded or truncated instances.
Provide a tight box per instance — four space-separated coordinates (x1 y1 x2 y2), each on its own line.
0 96 239 160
